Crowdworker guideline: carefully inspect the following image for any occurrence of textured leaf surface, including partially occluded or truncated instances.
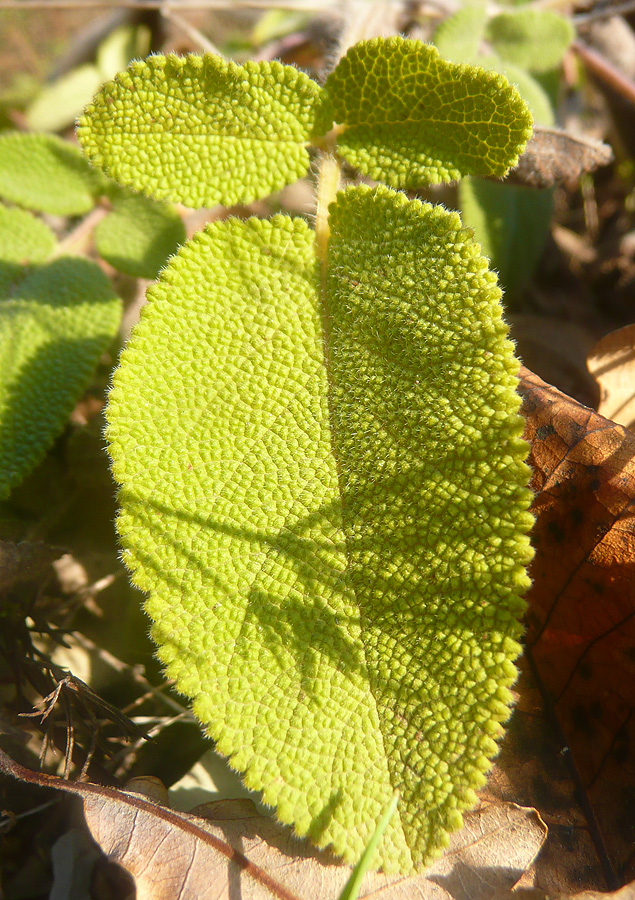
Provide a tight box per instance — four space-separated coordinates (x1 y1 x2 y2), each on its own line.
78 54 330 208
476 58 554 126
0 204 55 294
0 132 103 215
324 38 533 186
432 17 554 126
0 258 121 499
95 191 185 278
486 10 574 74
107 186 532 871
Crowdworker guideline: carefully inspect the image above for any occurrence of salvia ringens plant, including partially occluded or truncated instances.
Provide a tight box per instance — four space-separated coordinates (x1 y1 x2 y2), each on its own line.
77 36 535 872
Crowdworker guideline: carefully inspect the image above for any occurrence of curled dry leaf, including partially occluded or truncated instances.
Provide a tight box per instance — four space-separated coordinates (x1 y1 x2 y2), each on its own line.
0 749 545 900
518 366 635 889
505 127 613 189
587 325 635 431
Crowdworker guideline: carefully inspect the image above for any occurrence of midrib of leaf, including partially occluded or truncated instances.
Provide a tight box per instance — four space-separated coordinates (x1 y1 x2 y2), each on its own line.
314 164 412 864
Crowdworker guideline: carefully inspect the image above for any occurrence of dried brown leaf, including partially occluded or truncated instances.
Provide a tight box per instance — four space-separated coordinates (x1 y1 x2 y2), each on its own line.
587 325 635 431
518 366 635 890
0 749 546 900
506 127 613 189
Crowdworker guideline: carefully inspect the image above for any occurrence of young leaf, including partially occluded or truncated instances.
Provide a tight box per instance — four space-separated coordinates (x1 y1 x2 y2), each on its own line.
96 24 151 81
0 204 55 293
486 10 575 74
95 191 186 279
459 179 554 296
433 4 488 64
0 132 103 216
78 54 331 208
25 65 103 134
324 37 533 186
106 186 533 871
0 258 121 499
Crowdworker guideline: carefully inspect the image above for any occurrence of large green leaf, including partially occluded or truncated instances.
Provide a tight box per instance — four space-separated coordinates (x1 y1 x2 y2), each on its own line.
325 38 533 186
78 54 331 208
0 132 103 216
106 186 533 871
0 258 121 499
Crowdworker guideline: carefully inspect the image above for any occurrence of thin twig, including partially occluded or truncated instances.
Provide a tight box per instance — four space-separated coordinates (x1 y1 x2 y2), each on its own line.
52 205 109 258
0 0 340 9
574 0 635 24
573 39 635 106
161 8 224 55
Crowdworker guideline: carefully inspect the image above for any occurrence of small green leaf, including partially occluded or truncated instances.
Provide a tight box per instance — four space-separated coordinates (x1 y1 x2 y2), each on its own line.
433 5 488 63
106 187 533 871
0 258 121 499
0 204 56 294
486 10 574 74
95 191 186 278
78 54 331 208
325 37 533 186
0 132 103 216
25 65 104 133
460 178 554 297
96 24 151 81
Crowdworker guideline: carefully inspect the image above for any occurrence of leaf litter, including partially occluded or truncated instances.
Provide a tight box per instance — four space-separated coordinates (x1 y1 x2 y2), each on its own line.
0 748 546 900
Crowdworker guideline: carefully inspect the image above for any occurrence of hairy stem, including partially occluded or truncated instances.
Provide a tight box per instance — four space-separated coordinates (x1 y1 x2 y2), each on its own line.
314 149 341 275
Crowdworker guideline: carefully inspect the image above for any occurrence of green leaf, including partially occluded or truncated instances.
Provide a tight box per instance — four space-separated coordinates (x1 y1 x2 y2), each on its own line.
432 13 553 126
106 186 533 871
460 178 554 296
0 204 56 294
78 54 331 208
0 132 103 216
433 5 488 63
25 65 104 133
325 37 533 186
0 258 121 499
96 24 151 81
486 10 574 74
95 191 186 278
480 58 554 126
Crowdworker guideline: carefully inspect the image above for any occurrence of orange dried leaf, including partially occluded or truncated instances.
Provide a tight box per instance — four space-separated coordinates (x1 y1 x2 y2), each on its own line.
519 366 635 887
